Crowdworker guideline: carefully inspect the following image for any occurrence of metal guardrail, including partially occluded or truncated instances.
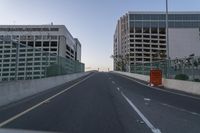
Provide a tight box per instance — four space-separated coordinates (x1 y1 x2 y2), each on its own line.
130 57 200 82
0 36 85 82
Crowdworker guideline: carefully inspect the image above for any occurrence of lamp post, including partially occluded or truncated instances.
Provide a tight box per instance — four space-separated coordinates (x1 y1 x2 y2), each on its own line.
166 0 170 78
166 0 169 59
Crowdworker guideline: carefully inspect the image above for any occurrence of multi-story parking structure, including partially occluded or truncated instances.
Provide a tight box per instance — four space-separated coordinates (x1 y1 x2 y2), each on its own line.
0 25 83 81
114 12 200 72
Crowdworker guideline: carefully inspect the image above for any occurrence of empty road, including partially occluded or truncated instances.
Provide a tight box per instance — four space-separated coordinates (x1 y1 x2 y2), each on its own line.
0 72 200 133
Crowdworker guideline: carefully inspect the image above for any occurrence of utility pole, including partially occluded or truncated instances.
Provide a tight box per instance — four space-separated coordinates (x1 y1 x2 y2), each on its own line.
166 0 170 78
166 0 169 59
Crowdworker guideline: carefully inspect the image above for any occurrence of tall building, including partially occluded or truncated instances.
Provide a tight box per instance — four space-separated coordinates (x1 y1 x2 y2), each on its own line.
114 12 200 72
0 25 83 81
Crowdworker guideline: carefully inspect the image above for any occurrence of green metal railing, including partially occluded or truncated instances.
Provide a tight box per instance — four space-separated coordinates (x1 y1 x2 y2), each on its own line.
0 37 85 82
130 57 200 82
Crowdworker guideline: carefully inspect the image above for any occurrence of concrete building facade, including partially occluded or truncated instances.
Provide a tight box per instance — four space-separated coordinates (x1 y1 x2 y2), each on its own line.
114 12 200 72
74 38 81 62
0 25 83 81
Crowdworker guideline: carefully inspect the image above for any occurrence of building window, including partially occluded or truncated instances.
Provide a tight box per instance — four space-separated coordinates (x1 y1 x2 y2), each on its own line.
152 40 158 43
35 58 41 61
28 41 34 47
151 35 158 39
43 42 49 47
19 63 25 66
151 28 158 34
3 59 10 62
34 67 40 70
51 41 57 47
2 73 9 76
51 36 57 40
35 35 42 40
135 28 142 33
19 68 25 71
159 28 166 34
130 27 134 33
34 62 40 65
20 36 26 40
20 49 26 52
160 45 166 48
66 45 70 51
18 72 24 76
19 58 25 62
43 35 50 40
27 36 34 40
4 55 10 58
134 14 142 20
50 28 59 31
3 64 9 67
143 35 150 38
42 28 49 31
51 48 57 51
43 48 49 51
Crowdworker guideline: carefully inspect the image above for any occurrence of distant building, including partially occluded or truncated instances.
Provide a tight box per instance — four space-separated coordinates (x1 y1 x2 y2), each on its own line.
0 25 83 81
114 12 200 72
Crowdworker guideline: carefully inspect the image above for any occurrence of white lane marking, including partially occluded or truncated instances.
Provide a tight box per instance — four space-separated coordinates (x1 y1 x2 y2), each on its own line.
117 87 120 91
118 74 200 101
117 74 200 115
0 73 95 127
112 81 115 84
144 98 151 102
191 112 200 116
121 92 161 133
44 100 50 104
161 103 200 117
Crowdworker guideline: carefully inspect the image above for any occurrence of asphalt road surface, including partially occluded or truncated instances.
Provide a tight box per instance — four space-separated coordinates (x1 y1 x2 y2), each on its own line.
0 72 200 133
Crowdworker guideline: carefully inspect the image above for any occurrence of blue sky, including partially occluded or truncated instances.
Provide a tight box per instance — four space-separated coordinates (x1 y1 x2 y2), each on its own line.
0 0 200 71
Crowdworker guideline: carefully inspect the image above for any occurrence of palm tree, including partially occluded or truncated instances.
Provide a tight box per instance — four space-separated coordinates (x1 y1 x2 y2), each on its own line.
111 54 129 72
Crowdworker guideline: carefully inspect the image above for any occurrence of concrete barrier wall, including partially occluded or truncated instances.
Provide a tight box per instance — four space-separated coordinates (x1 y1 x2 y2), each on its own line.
163 78 200 95
0 72 91 107
113 71 200 95
113 71 149 82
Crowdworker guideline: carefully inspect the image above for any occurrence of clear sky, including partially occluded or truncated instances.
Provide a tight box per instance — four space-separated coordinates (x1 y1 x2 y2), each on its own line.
0 0 200 71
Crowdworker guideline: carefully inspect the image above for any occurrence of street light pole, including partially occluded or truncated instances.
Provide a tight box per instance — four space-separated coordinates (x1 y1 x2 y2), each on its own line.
166 0 170 78
166 0 169 59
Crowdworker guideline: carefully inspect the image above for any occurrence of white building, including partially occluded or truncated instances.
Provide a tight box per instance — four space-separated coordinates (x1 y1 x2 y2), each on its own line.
114 12 200 72
0 25 83 81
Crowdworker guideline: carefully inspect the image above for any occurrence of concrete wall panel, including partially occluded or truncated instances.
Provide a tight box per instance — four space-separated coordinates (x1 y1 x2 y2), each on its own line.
113 71 200 96
0 72 91 107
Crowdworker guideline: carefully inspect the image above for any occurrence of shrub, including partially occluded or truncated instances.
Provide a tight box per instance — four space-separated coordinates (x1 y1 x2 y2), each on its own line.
175 74 189 81
194 79 200 82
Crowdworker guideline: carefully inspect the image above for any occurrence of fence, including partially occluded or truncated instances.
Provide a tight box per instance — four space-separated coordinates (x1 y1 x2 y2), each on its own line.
130 57 200 81
0 36 84 82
